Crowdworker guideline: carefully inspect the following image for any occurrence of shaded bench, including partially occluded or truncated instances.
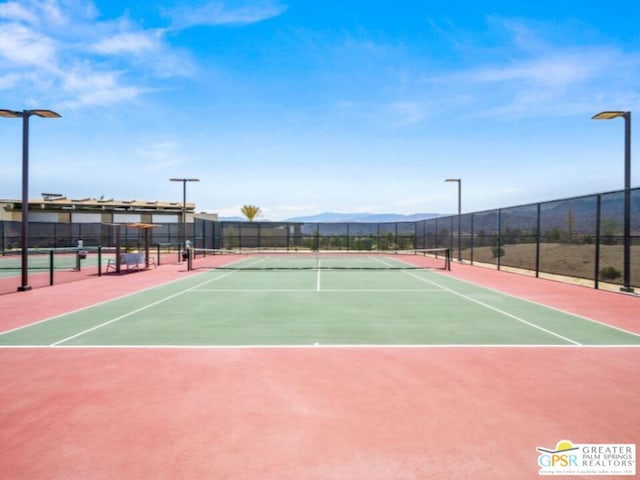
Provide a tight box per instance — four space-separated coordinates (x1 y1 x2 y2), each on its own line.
106 252 155 272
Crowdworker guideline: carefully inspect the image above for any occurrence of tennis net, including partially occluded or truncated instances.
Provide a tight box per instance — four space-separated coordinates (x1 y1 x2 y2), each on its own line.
0 247 85 271
188 248 451 271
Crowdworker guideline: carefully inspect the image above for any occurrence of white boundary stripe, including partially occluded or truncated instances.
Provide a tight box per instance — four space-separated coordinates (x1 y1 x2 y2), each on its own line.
401 268 582 345
432 270 640 339
2 344 640 349
190 288 448 293
0 269 218 336
50 270 240 346
4 254 637 347
372 254 640 340
371 256 580 345
49 256 272 346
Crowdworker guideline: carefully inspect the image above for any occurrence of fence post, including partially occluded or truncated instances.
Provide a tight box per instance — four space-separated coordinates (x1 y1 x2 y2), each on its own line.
49 249 54 285
449 217 454 256
535 203 541 278
435 218 439 249
258 222 261 250
594 194 601 289
497 209 502 270
470 213 475 265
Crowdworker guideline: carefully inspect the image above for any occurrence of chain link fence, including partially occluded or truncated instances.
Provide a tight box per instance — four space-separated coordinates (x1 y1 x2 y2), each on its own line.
1 187 638 294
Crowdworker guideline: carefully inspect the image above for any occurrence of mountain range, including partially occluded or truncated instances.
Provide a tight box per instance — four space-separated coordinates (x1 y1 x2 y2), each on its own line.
220 212 446 223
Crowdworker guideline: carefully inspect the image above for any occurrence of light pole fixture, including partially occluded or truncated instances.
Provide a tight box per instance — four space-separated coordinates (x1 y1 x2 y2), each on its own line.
592 111 633 293
1 109 61 291
169 178 200 258
445 178 462 262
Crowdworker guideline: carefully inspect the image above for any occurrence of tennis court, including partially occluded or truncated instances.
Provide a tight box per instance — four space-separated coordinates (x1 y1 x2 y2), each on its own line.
1 253 639 478
1 251 638 347
0 248 84 276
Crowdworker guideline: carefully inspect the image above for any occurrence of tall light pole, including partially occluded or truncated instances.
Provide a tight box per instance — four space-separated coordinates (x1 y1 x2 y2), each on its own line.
592 111 633 293
445 178 462 262
169 178 200 258
1 109 61 291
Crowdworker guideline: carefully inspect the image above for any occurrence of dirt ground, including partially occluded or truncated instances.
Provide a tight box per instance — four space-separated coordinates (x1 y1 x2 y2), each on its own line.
468 243 639 287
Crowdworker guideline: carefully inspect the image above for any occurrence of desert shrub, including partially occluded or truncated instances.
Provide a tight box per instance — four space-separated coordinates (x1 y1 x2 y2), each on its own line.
491 241 505 258
599 266 621 281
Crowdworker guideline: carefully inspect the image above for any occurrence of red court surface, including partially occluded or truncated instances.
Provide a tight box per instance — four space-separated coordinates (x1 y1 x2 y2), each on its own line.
0 348 640 479
2 347 639 479
1 261 638 479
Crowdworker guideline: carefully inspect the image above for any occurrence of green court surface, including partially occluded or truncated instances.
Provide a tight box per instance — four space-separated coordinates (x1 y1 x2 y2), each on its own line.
0 249 111 278
2 265 639 347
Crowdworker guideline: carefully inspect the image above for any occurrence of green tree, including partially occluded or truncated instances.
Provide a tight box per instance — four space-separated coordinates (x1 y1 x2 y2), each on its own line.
544 228 562 243
491 239 505 258
601 218 620 245
241 205 262 221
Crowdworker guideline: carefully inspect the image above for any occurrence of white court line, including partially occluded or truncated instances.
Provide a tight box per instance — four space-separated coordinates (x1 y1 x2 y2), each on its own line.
386 254 640 340
190 288 448 293
2 344 639 349
431 270 640 339
49 256 271 346
0 271 213 336
50 270 240 346
0 252 261 337
371 256 581 345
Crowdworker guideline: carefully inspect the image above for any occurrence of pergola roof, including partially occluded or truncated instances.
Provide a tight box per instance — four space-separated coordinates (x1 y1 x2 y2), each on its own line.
103 223 161 229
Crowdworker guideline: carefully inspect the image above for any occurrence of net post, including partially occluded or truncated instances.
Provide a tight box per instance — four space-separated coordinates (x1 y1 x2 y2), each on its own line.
187 247 193 271
49 249 54 285
98 246 102 277
445 248 451 271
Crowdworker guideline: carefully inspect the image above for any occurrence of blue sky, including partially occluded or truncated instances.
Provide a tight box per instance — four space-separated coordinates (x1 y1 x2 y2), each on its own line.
1 0 639 220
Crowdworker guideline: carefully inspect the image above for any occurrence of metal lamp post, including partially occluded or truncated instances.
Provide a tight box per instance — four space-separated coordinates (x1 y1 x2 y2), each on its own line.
169 178 200 258
592 111 633 293
445 178 462 262
0 109 61 291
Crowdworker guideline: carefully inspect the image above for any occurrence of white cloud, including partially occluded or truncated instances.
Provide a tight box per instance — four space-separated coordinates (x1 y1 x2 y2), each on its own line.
0 72 20 89
38 0 66 26
91 31 161 56
466 51 609 88
137 142 180 160
386 101 427 127
424 45 640 120
168 0 287 30
59 68 147 108
0 1 287 111
0 23 58 69
0 1 39 24
0 1 199 109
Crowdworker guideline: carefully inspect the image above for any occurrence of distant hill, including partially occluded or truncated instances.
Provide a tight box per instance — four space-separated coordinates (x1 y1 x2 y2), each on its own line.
218 212 446 223
284 212 445 223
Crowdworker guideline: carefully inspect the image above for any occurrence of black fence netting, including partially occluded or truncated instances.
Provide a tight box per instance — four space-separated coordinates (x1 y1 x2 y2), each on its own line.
1 187 638 294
